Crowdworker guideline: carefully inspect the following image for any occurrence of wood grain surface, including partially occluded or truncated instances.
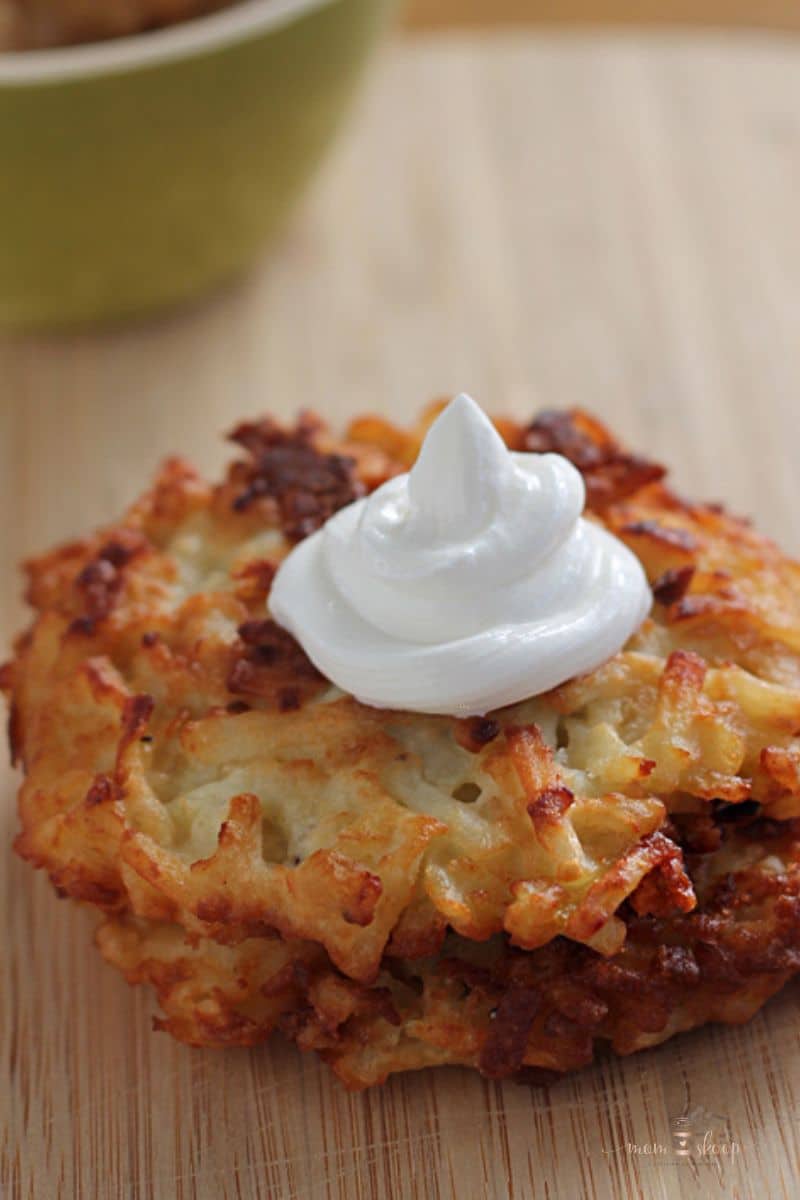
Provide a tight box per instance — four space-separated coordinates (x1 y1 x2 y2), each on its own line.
3 29 800 1200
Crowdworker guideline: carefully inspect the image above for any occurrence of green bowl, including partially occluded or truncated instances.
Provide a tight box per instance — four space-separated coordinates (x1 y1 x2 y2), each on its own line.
0 0 395 328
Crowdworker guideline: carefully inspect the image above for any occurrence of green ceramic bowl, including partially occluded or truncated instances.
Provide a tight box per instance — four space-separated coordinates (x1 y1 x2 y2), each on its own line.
0 0 395 327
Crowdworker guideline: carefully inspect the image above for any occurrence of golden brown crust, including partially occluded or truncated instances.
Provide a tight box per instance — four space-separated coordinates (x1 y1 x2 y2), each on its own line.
95 821 800 1088
5 404 800 1088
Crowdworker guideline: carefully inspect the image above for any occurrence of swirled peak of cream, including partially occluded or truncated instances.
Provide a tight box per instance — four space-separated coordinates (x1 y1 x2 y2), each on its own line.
269 394 651 716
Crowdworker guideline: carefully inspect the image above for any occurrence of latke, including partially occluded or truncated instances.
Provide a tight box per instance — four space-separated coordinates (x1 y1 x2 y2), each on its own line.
4 404 800 1088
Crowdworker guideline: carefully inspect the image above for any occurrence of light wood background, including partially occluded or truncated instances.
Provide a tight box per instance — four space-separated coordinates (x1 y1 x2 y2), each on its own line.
407 0 800 31
3 26 800 1200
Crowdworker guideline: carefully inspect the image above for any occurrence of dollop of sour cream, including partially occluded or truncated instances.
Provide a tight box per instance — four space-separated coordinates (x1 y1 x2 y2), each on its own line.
269 394 651 716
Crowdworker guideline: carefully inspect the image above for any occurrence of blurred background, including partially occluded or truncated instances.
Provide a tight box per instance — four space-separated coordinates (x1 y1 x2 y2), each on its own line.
2 0 799 624
409 0 800 27
1 0 799 577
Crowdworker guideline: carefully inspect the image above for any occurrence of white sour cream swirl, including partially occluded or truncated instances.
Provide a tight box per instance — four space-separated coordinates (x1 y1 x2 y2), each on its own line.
269 393 651 716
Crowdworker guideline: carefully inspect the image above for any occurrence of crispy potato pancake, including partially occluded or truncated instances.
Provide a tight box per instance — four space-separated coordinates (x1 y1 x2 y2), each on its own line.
4 404 800 1088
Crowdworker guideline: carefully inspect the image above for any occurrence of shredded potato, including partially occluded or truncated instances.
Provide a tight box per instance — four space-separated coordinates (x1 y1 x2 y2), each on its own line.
4 405 800 1087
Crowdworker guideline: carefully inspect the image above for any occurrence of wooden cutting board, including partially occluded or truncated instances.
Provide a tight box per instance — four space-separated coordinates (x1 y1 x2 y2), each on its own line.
2 30 800 1200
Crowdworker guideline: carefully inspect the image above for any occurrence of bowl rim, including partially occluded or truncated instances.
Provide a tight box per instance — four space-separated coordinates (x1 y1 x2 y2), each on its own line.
0 0 338 86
